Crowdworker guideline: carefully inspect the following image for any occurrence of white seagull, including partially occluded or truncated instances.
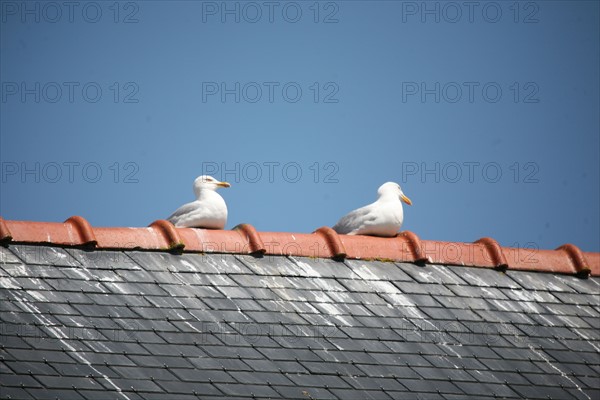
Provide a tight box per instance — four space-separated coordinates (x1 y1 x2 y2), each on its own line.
167 175 231 229
332 182 412 237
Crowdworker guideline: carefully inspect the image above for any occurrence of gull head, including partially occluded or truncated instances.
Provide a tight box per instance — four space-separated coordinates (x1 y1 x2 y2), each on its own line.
193 175 231 198
377 182 412 205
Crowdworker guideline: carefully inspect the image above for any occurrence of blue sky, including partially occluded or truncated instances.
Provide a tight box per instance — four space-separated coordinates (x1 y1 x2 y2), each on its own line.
1 0 598 252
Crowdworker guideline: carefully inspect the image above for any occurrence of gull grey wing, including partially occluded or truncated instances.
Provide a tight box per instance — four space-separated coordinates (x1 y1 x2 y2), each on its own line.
332 206 376 234
167 201 204 224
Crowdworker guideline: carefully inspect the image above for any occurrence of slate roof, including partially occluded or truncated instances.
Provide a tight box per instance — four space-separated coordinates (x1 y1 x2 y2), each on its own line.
1 241 599 400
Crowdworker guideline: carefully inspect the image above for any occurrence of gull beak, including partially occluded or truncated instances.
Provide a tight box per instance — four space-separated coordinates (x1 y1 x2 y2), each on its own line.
217 181 231 188
401 194 412 205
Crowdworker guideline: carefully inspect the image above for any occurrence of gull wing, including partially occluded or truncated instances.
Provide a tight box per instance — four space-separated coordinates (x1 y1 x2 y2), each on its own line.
332 204 377 234
167 200 206 227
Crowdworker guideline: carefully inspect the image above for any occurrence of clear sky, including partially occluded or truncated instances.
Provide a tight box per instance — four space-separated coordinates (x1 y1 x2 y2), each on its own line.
1 1 598 252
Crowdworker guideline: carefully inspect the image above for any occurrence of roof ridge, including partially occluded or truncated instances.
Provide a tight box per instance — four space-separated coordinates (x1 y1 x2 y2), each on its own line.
1 216 598 277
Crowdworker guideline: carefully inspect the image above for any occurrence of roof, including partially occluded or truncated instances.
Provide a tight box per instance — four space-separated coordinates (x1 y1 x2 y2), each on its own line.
1 217 599 400
1 217 598 276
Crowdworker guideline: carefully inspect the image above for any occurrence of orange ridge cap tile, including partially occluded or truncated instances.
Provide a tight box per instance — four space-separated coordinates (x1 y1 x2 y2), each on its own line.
0 216 12 242
399 231 428 263
475 237 508 270
234 224 266 255
0 216 598 277
149 220 184 251
314 226 347 260
64 216 97 247
556 244 591 277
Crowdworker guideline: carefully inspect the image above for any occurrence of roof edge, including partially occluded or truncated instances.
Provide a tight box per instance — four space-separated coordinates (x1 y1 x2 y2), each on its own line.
1 216 598 277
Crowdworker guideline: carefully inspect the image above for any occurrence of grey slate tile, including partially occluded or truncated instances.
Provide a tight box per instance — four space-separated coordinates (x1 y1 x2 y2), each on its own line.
99 377 165 392
218 286 278 301
78 390 145 400
506 270 574 292
203 297 264 311
189 355 253 371
1 246 22 263
85 293 151 307
301 360 364 377
272 287 334 303
5 348 77 364
522 371 585 388
412 366 476 382
259 347 324 364
501 287 562 303
201 344 264 359
339 326 403 341
258 299 320 315
229 370 294 386
474 309 535 325
355 363 420 379
397 263 466 285
215 382 282 397
511 384 577 399
454 381 519 397
290 256 359 279
345 259 413 282
447 285 509 299
45 279 108 293
570 388 600 400
10 245 80 267
155 380 223 395
139 343 204 358
287 372 351 389
434 295 494 311
343 375 410 391
312 302 373 318
450 267 520 289
421 306 484 322
272 385 337 400
2 360 57 376
337 278 400 294
66 249 139 270
547 349 599 364
236 254 314 276
369 352 432 368
1 373 43 388
244 359 309 374
537 361 597 377
555 275 600 295
36 375 103 390
400 379 464 394
61 267 125 283
171 368 235 383
329 388 394 400
102 281 169 297
24 388 86 400
480 358 543 373
113 317 179 333
232 274 320 291
553 291 600 307
1 263 66 279
0 386 35 400
127 251 235 274
126 354 194 369
424 354 486 371
394 281 455 296
195 253 255 275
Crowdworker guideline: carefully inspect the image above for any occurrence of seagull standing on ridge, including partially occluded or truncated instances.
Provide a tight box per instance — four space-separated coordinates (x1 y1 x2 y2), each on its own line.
332 182 412 237
167 175 230 229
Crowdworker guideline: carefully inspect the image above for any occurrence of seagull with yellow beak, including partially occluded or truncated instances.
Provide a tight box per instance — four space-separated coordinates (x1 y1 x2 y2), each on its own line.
167 175 231 229
332 182 412 237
